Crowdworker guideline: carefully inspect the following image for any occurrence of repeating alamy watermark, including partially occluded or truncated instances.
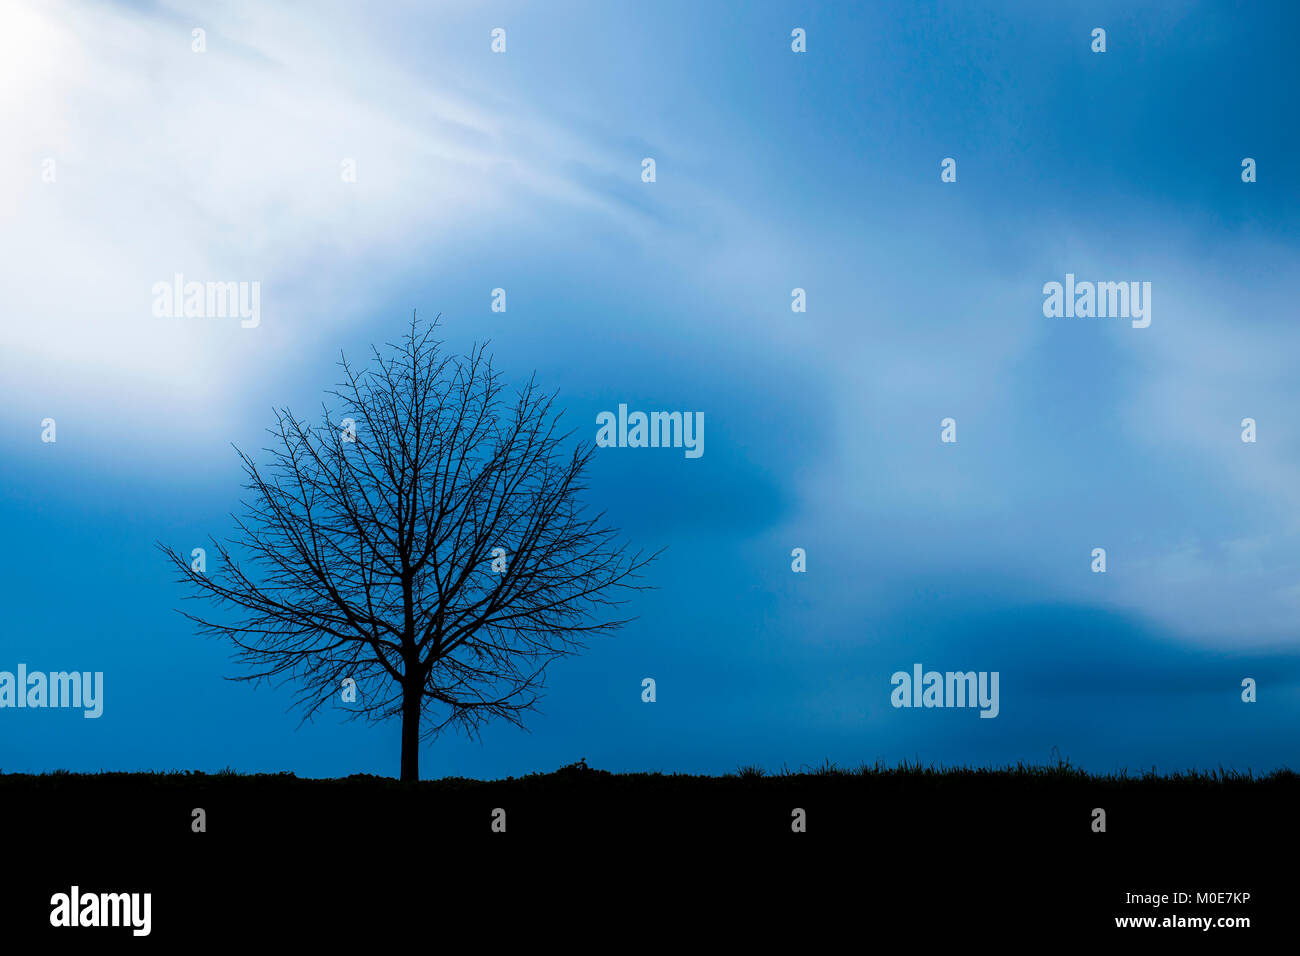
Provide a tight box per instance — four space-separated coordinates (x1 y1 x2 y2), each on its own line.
0 665 103 718
595 404 704 458
151 274 260 328
891 664 999 718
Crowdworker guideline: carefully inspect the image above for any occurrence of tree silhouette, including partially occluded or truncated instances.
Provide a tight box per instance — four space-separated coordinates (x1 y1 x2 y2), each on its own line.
161 316 653 782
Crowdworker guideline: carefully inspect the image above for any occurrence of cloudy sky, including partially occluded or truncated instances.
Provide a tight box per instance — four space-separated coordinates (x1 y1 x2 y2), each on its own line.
2 0 1298 778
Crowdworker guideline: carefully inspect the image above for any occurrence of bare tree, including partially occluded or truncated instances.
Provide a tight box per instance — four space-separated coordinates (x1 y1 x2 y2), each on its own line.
161 316 653 782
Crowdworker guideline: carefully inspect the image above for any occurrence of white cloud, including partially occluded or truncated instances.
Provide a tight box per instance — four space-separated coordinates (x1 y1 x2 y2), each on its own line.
0 0 625 429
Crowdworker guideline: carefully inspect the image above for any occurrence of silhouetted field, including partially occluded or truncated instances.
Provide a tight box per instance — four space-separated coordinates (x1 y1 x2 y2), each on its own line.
4 761 1290 940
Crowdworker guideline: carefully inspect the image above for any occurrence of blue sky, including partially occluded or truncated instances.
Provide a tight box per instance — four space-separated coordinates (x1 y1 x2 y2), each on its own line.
1 0 1298 778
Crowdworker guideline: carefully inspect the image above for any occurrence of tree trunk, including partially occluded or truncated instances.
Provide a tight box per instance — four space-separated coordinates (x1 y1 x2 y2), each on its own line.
400 682 421 783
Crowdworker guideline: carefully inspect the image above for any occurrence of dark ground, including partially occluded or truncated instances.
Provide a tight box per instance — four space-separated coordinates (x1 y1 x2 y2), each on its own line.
2 761 1292 942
